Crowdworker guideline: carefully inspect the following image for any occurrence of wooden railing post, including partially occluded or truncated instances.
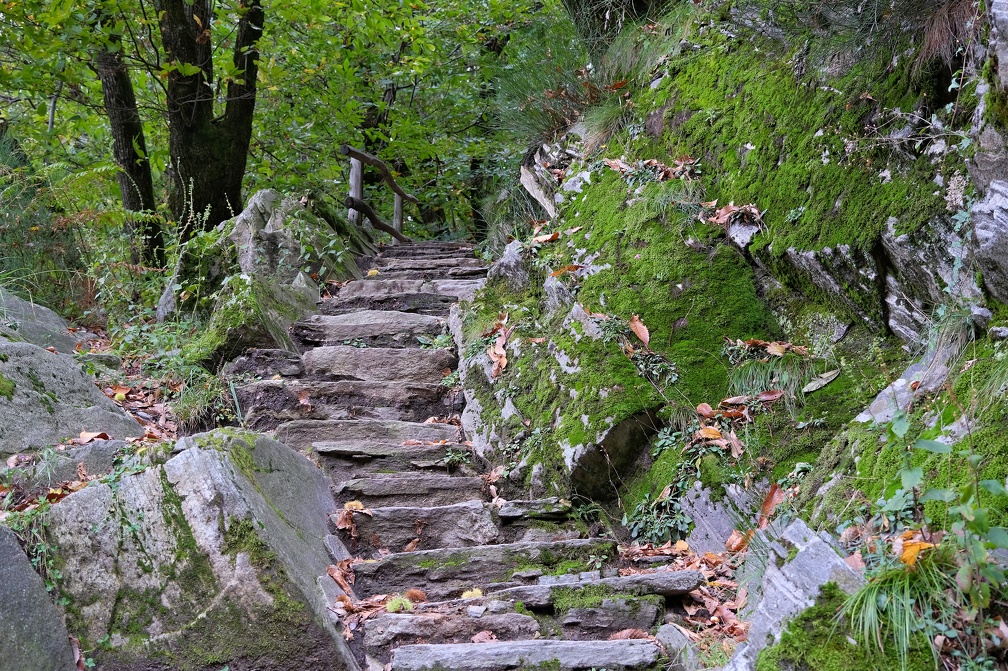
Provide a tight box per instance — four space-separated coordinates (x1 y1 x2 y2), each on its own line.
348 157 363 226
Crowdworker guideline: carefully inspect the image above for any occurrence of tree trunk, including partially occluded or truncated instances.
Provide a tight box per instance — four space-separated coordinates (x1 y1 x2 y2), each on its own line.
95 43 164 267
155 0 263 238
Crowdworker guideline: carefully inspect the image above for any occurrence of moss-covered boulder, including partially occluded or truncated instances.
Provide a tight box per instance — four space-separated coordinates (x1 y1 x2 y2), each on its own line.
43 429 356 670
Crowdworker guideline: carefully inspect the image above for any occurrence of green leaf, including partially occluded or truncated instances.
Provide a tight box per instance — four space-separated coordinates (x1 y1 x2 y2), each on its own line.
986 527 1008 549
901 467 923 490
920 488 955 503
980 480 1008 498
890 413 911 439
913 439 951 454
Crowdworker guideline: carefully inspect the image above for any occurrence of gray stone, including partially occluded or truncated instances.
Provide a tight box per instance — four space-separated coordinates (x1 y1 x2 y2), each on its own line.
276 418 458 452
0 526 75 671
495 498 571 520
657 624 700 671
391 639 660 671
974 180 1008 301
0 288 79 352
343 501 499 552
682 484 757 555
303 345 457 383
223 348 303 378
562 170 592 193
292 311 446 349
519 164 559 219
352 538 615 602
990 325 1008 340
723 520 863 671
544 275 575 314
854 342 959 424
561 598 660 639
0 343 143 457
486 568 706 607
466 605 487 618
486 240 530 292
334 474 486 509
46 429 357 668
727 221 761 249
365 611 539 651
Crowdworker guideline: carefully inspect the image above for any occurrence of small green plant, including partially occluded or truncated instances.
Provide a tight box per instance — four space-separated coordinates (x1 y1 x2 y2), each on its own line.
623 491 691 543
386 594 414 613
440 370 461 388
418 333 454 349
3 499 66 604
443 445 473 469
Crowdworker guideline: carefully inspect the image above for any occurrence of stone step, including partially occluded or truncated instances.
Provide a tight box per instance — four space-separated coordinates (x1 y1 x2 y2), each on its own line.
302 346 457 383
342 278 485 301
238 379 459 430
367 257 488 273
351 538 616 602
336 501 500 553
291 311 446 349
485 568 706 608
390 639 662 671
367 266 487 281
334 474 486 509
364 611 540 658
275 418 460 452
375 243 475 259
320 291 458 317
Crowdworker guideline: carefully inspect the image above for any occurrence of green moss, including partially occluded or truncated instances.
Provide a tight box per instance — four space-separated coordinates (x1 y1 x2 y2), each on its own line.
551 583 617 611
756 582 933 671
0 372 13 400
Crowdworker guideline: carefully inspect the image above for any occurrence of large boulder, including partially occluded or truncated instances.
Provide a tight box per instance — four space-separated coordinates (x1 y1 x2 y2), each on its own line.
45 429 357 670
974 180 1008 302
0 342 142 457
0 288 81 352
0 526 76 671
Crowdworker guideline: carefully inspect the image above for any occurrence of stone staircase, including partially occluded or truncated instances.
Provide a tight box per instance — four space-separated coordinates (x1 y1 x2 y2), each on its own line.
236 242 702 671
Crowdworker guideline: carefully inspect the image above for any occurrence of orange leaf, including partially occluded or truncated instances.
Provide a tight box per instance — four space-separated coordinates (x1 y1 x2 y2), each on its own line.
532 231 560 244
471 630 498 643
696 403 715 418
758 483 787 529
899 539 935 566
609 628 650 640
550 264 584 277
725 529 753 552
628 314 650 348
698 426 722 440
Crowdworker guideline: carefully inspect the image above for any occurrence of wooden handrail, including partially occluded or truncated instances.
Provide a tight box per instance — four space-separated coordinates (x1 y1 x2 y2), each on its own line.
344 196 412 244
340 144 420 205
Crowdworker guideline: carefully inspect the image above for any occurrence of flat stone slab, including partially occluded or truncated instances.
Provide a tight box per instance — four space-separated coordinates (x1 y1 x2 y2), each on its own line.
390 639 661 671
0 343 142 456
0 289 80 352
485 568 706 608
275 418 459 452
375 243 475 259
496 498 572 520
0 527 75 671
334 474 485 509
365 611 540 651
291 311 446 349
371 257 488 273
352 538 616 601
561 598 661 640
303 346 457 383
239 379 457 429
340 500 499 552
367 267 487 281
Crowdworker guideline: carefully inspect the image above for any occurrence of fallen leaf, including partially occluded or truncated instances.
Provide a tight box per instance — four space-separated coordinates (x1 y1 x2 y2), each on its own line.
564 226 583 235
727 429 745 460
696 403 716 418
72 431 111 445
765 342 787 357
698 426 723 440
844 550 866 571
298 389 313 412
472 630 498 643
527 337 547 344
725 529 753 552
758 483 787 529
628 314 650 348
403 538 420 553
550 264 584 277
674 539 690 553
757 389 784 403
71 636 85 671
532 231 560 244
899 539 935 566
721 395 750 406
609 628 651 640
801 369 841 394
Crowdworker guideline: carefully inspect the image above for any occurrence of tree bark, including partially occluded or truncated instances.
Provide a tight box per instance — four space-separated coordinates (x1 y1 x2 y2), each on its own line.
95 42 164 267
155 0 263 237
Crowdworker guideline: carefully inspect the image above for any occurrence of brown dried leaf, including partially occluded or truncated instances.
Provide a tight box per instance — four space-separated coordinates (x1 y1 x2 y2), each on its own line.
471 630 498 643
696 403 716 418
609 628 651 640
758 483 787 529
298 389 313 411
532 231 560 244
844 550 866 571
697 426 723 440
757 389 784 403
404 588 427 603
550 264 584 277
765 342 787 357
403 538 420 553
628 314 650 348
727 429 745 460
725 529 753 553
